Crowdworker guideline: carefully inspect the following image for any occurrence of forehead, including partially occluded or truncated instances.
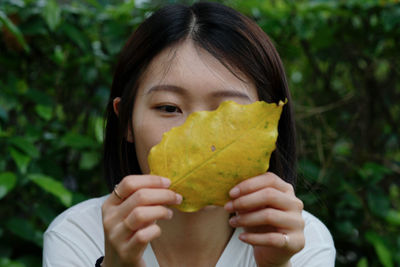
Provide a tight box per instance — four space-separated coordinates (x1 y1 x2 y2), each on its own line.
137 40 257 98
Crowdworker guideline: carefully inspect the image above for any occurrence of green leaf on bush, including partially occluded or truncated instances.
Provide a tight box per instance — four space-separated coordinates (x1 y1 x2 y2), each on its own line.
55 45 65 63
357 257 368 267
0 172 17 199
94 117 104 143
385 209 400 226
35 104 52 121
29 174 72 207
367 188 391 218
5 218 43 247
16 80 28 95
365 231 393 267
9 137 39 158
333 139 352 157
61 23 89 50
298 159 320 181
25 89 53 106
10 148 30 174
80 151 100 170
42 0 61 31
358 162 391 183
0 258 25 267
0 10 30 52
104 0 136 19
61 133 97 149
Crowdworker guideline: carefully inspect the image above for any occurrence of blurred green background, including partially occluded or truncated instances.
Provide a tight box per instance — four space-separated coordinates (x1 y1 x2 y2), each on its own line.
0 0 399 266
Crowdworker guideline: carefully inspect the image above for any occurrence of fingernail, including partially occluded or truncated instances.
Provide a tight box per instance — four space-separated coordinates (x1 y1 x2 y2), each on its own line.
161 178 171 187
175 193 183 204
224 201 233 211
239 233 247 241
229 187 240 198
229 216 238 226
167 209 173 219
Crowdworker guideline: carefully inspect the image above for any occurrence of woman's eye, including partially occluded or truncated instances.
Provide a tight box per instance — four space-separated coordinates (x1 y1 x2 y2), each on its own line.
156 105 181 113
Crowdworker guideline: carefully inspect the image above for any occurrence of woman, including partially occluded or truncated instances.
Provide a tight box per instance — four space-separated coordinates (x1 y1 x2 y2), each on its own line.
43 2 335 266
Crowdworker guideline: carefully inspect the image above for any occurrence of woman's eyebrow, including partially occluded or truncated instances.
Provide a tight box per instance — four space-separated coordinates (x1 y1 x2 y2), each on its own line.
145 85 186 95
211 90 251 100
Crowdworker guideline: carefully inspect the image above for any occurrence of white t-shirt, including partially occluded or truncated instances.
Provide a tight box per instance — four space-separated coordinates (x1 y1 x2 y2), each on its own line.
43 195 336 266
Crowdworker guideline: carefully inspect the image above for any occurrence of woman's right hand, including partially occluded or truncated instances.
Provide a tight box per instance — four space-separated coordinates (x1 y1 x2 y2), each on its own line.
101 175 182 267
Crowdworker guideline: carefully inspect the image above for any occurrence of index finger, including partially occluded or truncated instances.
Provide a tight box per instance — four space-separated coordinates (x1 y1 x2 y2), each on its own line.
229 172 294 199
107 175 171 205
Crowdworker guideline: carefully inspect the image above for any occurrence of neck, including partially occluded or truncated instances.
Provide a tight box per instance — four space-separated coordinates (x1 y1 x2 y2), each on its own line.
151 206 233 267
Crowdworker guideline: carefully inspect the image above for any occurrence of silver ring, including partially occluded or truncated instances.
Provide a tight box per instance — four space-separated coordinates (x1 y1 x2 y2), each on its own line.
283 233 289 247
113 184 123 200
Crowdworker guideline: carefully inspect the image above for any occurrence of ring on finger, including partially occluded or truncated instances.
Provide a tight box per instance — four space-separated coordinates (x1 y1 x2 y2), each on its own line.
113 184 123 200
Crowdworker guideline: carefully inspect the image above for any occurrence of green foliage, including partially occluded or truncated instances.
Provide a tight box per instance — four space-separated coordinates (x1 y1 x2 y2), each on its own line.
0 0 399 266
0 172 16 199
0 0 142 263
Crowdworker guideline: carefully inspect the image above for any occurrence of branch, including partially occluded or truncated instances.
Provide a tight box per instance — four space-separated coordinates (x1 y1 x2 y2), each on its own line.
295 92 355 119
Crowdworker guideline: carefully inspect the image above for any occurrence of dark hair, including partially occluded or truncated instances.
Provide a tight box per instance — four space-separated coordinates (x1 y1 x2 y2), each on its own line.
103 2 296 191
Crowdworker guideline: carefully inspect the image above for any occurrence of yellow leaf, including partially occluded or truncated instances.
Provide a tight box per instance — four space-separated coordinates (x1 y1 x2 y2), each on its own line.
148 100 285 212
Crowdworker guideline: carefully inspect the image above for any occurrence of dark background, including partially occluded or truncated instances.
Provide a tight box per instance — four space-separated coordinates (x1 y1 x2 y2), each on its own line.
0 0 399 266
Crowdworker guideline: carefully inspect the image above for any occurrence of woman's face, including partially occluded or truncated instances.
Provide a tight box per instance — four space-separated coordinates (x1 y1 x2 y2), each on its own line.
131 40 258 174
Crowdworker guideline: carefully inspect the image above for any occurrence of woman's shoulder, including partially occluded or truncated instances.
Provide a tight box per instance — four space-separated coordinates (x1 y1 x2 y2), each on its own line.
45 194 108 235
43 195 109 266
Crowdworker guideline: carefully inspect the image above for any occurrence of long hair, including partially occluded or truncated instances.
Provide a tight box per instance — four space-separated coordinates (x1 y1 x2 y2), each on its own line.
103 2 296 190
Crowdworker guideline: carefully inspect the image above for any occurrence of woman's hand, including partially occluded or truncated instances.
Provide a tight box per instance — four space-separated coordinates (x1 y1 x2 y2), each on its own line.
224 172 305 267
101 175 182 267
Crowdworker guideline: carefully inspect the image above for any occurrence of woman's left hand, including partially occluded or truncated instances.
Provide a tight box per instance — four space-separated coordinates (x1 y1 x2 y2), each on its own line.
224 172 305 267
